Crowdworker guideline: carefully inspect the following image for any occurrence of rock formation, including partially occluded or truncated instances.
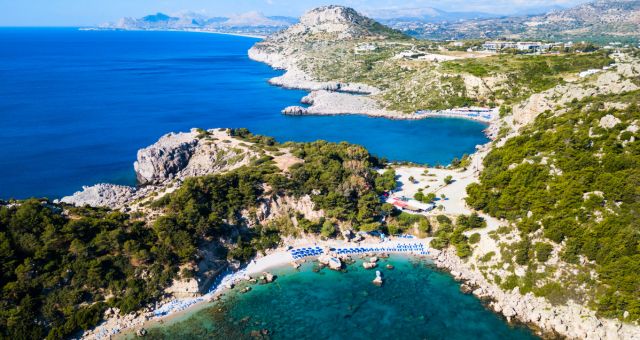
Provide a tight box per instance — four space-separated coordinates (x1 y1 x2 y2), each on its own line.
62 128 258 209
134 128 254 185
60 184 136 209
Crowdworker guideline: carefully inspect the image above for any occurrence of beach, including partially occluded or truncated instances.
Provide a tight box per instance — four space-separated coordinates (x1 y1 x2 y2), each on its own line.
84 237 433 339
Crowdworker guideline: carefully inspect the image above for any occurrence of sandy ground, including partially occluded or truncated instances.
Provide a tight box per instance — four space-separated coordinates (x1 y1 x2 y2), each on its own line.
387 144 503 257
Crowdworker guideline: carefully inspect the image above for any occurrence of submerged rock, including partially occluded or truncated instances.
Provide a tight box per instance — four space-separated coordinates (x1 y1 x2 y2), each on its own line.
373 270 383 286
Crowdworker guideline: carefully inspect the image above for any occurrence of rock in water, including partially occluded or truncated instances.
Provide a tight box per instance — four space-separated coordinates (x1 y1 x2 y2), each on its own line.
318 254 342 270
282 106 308 115
373 270 383 286
362 262 377 269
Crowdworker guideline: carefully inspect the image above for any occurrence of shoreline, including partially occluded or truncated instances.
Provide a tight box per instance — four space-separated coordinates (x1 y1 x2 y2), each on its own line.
247 47 499 127
84 238 433 339
79 27 265 40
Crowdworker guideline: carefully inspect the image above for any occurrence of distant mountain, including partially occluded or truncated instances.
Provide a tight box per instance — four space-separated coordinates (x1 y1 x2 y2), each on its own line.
367 7 500 23
99 11 298 36
395 0 640 42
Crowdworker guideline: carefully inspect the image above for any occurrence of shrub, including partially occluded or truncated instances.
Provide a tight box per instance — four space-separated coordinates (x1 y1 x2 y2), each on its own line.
534 242 554 263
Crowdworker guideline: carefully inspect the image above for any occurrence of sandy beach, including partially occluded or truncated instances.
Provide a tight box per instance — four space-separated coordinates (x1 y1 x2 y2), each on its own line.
84 237 432 339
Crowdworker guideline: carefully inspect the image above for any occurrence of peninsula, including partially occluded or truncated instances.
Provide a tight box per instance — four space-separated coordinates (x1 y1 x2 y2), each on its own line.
2 3 640 340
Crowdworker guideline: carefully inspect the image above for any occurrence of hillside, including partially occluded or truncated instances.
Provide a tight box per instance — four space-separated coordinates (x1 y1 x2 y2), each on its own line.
250 5 633 118
0 128 398 338
400 0 640 42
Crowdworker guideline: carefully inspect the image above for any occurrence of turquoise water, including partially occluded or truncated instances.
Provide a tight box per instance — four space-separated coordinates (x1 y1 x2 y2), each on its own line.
143 257 538 339
0 28 488 199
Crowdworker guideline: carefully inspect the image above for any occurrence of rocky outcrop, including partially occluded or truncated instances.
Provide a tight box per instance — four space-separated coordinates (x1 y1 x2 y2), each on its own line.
432 248 640 339
134 128 256 186
62 128 259 209
247 6 409 119
60 184 136 209
254 194 324 224
512 65 639 129
599 114 622 129
134 130 200 185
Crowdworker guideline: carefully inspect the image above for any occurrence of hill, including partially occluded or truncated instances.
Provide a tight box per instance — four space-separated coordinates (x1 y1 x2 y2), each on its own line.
395 0 640 43
98 11 297 36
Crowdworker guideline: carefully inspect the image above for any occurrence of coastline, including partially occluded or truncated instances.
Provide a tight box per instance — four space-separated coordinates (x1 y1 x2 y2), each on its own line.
73 27 639 340
247 46 499 126
79 27 265 40
84 238 432 339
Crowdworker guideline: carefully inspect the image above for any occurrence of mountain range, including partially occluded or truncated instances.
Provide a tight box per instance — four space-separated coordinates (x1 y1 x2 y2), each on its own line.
99 0 640 42
397 0 640 42
99 11 298 36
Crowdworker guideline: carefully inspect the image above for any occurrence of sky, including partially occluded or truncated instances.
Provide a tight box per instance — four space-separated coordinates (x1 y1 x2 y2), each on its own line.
0 0 591 26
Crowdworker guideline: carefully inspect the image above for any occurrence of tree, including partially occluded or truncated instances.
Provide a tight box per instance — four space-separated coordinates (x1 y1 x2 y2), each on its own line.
321 220 336 238
444 175 454 185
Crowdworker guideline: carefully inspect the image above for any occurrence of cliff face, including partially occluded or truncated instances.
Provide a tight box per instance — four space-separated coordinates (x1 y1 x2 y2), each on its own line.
61 128 258 209
134 128 255 185
134 130 199 185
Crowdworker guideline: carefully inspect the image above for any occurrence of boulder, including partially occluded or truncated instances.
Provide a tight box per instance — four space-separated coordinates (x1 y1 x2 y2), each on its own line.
362 262 377 269
318 254 342 271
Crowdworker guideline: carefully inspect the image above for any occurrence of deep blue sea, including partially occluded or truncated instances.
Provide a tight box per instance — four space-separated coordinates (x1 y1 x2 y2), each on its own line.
0 28 487 199
139 257 537 340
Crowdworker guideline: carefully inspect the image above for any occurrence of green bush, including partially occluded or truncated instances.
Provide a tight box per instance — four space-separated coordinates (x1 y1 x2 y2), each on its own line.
534 242 554 263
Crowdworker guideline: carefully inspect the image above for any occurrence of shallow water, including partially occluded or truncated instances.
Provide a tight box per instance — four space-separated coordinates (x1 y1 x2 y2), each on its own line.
142 257 538 339
0 28 488 199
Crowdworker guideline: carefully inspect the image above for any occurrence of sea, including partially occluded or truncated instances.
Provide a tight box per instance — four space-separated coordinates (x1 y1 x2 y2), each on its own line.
0 28 487 199
0 28 535 339
138 257 537 340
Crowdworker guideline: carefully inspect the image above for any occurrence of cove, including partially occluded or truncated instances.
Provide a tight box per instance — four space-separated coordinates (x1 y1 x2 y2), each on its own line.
0 28 488 199
138 256 538 339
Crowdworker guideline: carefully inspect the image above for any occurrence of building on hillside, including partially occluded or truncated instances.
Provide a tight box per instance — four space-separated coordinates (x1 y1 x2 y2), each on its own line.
482 41 516 51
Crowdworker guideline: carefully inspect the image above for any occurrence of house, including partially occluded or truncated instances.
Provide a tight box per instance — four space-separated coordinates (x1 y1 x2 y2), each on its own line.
482 41 516 52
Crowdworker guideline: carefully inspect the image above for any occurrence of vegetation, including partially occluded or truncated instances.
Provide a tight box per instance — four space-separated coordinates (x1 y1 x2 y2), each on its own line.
466 92 640 320
304 36 613 113
0 135 398 338
0 201 177 339
430 213 486 259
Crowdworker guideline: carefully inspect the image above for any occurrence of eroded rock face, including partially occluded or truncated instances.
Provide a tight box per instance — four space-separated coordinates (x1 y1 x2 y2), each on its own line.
60 184 136 209
62 128 258 209
134 130 200 185
134 128 256 186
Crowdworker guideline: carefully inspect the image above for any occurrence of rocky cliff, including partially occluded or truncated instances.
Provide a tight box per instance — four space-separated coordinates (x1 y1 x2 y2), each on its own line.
61 128 258 209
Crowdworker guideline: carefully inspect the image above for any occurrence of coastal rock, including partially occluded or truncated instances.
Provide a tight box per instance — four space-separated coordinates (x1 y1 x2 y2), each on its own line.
60 183 136 209
134 128 257 185
373 270 383 286
318 254 342 270
134 130 199 185
263 272 275 283
282 106 308 115
432 247 640 340
362 262 377 269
